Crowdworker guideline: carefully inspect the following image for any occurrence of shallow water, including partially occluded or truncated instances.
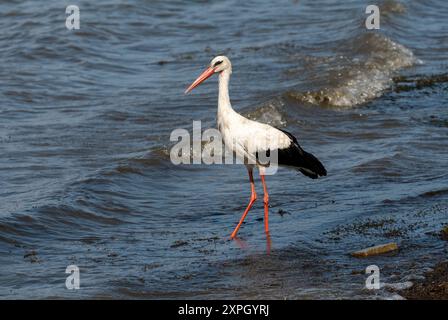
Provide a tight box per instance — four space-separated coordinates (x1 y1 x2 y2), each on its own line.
0 0 447 299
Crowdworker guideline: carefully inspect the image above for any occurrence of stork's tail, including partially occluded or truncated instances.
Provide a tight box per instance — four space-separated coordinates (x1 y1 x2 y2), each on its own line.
274 127 327 179
297 151 327 179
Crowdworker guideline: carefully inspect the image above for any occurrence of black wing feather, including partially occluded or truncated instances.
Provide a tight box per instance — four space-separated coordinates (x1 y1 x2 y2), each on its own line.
275 128 327 179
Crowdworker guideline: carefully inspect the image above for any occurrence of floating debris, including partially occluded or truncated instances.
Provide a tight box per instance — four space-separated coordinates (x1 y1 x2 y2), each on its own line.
351 242 399 258
23 250 40 263
277 209 290 216
171 240 189 248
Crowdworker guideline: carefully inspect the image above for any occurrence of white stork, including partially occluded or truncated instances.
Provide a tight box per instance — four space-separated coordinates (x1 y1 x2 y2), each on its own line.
185 56 327 239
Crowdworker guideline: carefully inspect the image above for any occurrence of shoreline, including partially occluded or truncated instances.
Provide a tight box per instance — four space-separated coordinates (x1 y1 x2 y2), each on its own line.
400 261 448 300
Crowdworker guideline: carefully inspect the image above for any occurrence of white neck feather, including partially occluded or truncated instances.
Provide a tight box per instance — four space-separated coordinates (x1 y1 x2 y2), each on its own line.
218 69 234 114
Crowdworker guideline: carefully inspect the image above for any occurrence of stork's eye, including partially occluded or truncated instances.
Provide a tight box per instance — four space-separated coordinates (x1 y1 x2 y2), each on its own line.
213 60 223 67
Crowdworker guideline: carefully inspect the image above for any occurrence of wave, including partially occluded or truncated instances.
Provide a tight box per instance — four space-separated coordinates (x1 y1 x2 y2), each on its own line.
286 33 419 108
244 97 287 127
393 73 448 92
380 0 407 16
419 188 448 199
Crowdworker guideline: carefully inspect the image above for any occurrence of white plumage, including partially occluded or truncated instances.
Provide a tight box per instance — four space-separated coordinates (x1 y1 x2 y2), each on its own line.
185 55 326 239
214 56 291 166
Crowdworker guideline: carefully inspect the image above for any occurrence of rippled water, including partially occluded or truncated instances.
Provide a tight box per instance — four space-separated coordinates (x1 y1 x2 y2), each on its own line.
0 0 447 299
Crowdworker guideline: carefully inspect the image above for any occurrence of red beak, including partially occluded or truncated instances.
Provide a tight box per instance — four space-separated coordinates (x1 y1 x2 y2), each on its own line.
185 67 216 94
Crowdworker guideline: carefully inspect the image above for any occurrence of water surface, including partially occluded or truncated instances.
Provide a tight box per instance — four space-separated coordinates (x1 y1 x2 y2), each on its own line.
0 0 447 299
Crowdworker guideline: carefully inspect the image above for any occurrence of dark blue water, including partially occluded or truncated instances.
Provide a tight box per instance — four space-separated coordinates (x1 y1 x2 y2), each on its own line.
0 0 447 299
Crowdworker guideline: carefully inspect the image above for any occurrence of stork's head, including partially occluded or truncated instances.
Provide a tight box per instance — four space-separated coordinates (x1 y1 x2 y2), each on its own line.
185 56 232 94
210 56 232 74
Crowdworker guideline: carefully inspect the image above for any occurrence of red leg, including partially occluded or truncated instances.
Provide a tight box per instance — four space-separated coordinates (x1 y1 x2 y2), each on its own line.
266 232 272 255
230 168 257 239
260 173 269 234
